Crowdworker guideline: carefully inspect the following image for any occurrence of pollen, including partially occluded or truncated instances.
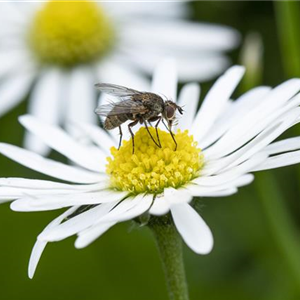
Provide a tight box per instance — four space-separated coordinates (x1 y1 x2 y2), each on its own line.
28 1 114 67
106 127 204 194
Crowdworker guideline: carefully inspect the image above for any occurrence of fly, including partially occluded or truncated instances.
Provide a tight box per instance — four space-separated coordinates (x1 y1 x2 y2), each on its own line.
94 83 183 153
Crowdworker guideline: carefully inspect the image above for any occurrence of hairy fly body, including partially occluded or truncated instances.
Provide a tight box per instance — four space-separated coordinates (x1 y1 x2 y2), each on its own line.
95 83 183 153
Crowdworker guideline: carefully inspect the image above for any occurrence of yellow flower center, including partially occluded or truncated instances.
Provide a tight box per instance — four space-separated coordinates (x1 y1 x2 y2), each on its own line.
28 1 114 67
106 127 204 194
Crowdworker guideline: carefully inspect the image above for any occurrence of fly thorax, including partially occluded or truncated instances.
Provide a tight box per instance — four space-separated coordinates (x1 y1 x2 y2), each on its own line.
145 96 164 113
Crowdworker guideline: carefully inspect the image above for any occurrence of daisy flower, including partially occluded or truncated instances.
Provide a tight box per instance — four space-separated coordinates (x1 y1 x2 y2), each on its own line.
1 60 300 279
0 1 239 155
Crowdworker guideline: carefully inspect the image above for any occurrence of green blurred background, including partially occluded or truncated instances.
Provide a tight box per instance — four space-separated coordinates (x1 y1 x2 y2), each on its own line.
1 1 300 299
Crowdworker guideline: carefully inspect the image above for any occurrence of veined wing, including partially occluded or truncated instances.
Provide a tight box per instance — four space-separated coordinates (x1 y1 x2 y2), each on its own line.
95 100 148 116
95 83 143 98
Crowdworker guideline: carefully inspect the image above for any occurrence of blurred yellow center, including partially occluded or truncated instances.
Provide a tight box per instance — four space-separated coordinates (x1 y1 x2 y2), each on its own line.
106 127 204 194
28 1 114 67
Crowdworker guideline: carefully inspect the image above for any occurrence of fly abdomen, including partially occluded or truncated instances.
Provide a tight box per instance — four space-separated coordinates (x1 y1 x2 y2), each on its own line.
104 114 130 130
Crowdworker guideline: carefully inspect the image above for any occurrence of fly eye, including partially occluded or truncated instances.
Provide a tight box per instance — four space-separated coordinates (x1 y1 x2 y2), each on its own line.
166 106 175 119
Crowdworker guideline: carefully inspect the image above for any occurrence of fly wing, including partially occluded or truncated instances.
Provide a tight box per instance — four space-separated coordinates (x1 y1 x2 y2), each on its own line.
95 99 148 117
95 83 142 98
95 103 116 117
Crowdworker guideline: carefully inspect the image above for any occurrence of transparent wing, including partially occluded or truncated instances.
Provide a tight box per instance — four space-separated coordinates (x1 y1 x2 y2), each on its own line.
95 83 142 98
95 100 148 117
95 103 117 117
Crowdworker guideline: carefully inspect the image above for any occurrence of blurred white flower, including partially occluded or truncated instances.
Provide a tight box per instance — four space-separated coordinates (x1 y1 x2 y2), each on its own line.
0 1 239 154
2 60 300 279
240 32 264 90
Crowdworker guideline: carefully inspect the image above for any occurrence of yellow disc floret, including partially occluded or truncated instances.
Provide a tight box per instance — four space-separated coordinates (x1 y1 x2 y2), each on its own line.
106 127 204 194
28 1 114 67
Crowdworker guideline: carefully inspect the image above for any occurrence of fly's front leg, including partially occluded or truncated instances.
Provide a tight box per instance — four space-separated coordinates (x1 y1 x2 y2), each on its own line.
168 120 177 151
162 118 169 132
118 126 123 150
144 119 161 148
148 116 162 147
128 120 139 154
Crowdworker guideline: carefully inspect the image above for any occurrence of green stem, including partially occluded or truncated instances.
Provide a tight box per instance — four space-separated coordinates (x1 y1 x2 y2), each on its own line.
275 0 300 188
149 216 189 300
255 172 300 289
275 1 300 78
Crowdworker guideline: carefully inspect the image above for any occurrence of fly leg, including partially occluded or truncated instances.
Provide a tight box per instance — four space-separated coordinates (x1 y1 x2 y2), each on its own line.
162 118 169 132
118 126 123 150
128 120 139 154
168 120 177 151
148 116 162 148
155 117 162 147
143 120 161 148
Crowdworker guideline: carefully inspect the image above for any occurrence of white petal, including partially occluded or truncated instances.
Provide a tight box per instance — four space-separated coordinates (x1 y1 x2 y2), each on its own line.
39 202 118 242
0 179 106 203
191 66 245 141
199 86 271 148
24 68 66 155
221 86 271 121
204 81 300 159
201 152 268 179
65 67 97 140
149 195 170 216
1 182 106 202
164 187 193 205
0 143 102 183
264 137 300 155
97 194 153 223
191 174 254 188
103 2 187 19
219 109 300 172
204 107 300 173
12 189 126 212
121 20 239 52
28 240 47 279
177 83 200 130
69 122 116 155
185 175 253 197
173 54 229 82
20 115 106 172
0 2 30 24
28 206 78 278
97 57 150 91
170 202 213 254
122 45 230 82
11 2 42 20
0 178 103 191
0 70 34 117
184 186 238 198
151 58 177 101
75 221 116 249
0 50 29 79
252 150 300 171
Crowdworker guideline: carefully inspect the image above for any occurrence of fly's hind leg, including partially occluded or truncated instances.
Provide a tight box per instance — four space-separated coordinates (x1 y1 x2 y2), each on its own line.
118 126 123 150
128 120 139 154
